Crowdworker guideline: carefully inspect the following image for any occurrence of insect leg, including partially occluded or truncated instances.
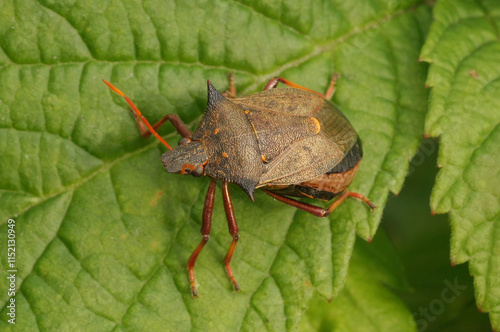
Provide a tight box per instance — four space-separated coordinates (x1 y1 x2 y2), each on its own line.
104 80 173 149
323 74 340 100
222 73 237 98
139 113 192 139
323 190 375 215
222 181 241 292
263 75 340 100
263 190 375 218
263 77 323 96
187 180 217 297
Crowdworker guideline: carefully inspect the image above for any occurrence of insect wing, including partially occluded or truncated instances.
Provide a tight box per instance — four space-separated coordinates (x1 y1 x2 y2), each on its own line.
233 88 323 116
257 135 343 186
244 109 320 163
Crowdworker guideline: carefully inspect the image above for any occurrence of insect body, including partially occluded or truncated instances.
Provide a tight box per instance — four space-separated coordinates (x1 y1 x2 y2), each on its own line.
104 75 374 297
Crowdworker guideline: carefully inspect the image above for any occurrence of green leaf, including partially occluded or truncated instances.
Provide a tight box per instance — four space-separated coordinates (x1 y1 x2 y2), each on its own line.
0 1 430 330
420 0 500 329
383 140 492 332
301 231 415 332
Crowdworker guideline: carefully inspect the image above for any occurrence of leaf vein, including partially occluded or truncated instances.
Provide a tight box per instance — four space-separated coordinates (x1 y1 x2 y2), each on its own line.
34 0 93 57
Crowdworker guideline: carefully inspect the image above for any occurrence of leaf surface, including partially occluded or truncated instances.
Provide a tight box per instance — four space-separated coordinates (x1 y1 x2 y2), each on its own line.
420 0 500 328
301 231 415 332
0 1 430 330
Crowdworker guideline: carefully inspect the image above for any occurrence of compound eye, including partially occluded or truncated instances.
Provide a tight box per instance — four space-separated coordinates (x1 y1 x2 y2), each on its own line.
178 137 191 146
191 165 203 178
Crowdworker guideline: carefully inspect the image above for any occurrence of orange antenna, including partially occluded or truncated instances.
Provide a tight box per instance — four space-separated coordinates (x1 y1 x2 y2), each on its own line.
103 80 172 150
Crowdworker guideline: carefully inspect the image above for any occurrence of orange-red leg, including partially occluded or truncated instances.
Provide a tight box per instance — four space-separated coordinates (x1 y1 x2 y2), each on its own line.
263 74 340 100
223 73 339 100
187 180 217 297
222 73 237 98
104 80 173 149
263 189 375 218
104 80 191 144
228 73 236 97
222 181 240 292
134 113 192 139
324 73 340 100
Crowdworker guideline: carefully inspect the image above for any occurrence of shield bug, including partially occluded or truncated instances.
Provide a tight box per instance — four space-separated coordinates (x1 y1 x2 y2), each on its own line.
104 74 374 297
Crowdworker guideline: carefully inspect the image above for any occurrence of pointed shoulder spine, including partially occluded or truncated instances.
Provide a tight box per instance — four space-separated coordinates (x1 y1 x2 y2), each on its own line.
207 80 226 111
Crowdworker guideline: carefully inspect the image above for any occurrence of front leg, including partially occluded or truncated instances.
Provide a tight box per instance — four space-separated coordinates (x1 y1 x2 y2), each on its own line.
104 80 191 149
187 180 217 297
137 113 192 139
222 181 240 292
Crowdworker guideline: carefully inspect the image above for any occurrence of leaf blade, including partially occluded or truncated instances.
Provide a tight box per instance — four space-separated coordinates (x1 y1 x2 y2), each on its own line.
1 1 431 330
420 0 500 328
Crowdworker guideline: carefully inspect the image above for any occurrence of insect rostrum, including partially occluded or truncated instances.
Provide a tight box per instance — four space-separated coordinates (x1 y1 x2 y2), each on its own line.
104 75 374 297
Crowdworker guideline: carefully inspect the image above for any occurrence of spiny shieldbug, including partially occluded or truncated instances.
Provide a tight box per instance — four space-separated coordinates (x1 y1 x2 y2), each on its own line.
103 74 375 297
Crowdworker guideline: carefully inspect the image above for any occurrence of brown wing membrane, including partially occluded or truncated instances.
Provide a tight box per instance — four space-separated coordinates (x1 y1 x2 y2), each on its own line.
245 109 320 163
257 135 343 187
235 88 358 154
232 88 323 116
313 100 357 155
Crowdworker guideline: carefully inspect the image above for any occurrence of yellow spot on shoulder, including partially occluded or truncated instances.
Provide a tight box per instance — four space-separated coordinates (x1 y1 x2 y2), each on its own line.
311 117 321 134
222 152 228 158
244 110 249 114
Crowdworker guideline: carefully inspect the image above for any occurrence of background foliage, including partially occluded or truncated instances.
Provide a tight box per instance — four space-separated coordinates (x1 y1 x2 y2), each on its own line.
0 0 498 331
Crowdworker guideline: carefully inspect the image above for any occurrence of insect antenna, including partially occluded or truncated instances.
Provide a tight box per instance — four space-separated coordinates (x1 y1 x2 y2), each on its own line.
103 80 173 150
